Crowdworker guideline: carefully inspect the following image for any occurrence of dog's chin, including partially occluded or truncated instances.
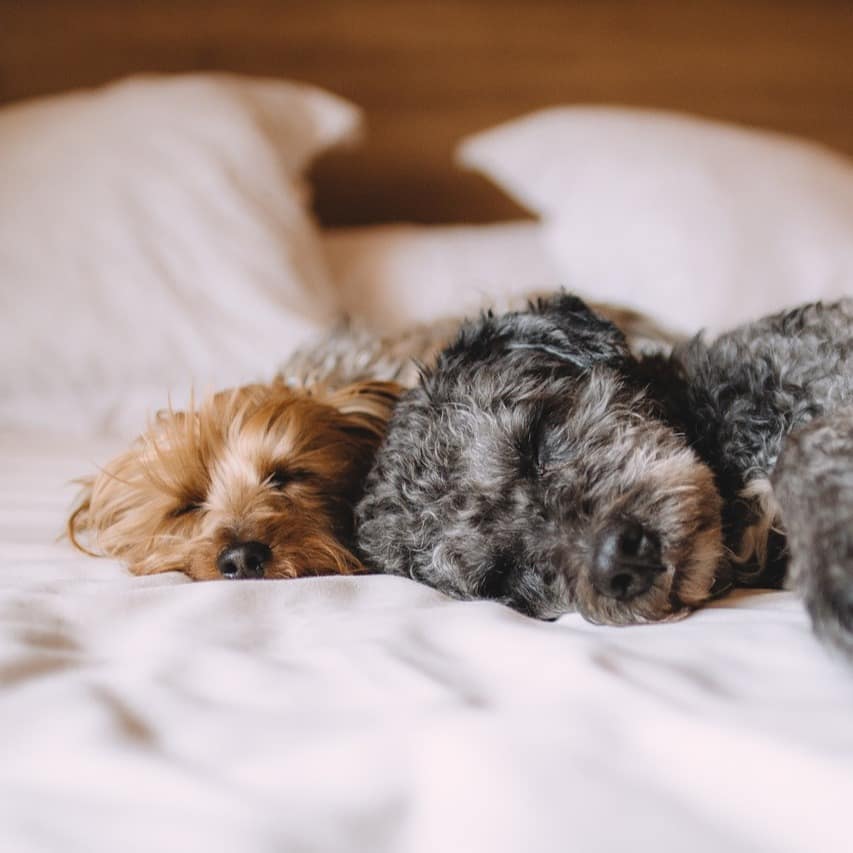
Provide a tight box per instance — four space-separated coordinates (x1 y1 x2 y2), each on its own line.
182 539 364 581
575 598 693 626
567 568 688 626
569 545 725 626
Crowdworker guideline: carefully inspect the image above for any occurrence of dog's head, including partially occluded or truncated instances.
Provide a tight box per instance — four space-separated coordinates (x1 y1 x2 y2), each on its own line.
69 379 401 580
357 294 724 623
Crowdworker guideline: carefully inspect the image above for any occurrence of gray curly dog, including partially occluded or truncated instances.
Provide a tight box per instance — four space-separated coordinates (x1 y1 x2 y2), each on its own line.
356 293 853 661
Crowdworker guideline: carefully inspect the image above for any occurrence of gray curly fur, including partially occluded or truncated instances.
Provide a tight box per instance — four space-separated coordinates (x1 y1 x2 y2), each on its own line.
356 293 853 661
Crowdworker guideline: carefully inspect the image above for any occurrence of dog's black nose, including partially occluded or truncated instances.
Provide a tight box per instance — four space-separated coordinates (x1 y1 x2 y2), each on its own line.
591 519 663 600
217 541 272 579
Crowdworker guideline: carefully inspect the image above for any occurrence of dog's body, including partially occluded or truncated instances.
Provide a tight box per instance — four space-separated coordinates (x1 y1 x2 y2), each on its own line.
357 295 853 660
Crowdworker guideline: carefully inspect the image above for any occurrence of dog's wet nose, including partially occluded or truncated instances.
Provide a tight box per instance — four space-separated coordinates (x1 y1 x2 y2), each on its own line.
217 541 272 579
591 518 663 600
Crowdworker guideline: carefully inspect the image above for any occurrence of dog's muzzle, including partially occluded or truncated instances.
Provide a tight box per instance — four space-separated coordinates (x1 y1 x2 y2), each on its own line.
591 518 664 600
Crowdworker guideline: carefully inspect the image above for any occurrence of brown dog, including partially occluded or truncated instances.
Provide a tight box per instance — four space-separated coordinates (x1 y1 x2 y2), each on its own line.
66 319 460 581
68 378 402 580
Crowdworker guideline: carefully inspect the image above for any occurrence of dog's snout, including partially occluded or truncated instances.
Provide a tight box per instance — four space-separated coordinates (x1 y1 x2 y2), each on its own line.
591 518 663 600
217 541 272 579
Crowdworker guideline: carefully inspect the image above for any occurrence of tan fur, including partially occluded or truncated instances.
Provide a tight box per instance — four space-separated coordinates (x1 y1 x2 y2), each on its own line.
68 378 402 580
730 476 784 573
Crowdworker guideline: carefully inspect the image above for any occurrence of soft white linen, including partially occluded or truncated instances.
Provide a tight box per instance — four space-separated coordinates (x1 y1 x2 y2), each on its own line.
1 74 360 436
458 107 853 334
323 221 561 330
4 220 562 442
2 429 852 853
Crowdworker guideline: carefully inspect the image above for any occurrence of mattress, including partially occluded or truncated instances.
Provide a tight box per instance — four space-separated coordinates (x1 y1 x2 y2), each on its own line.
3 225 853 853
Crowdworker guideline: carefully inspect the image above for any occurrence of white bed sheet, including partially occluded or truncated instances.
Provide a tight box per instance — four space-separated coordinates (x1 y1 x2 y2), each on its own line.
3 431 853 853
3 223 853 853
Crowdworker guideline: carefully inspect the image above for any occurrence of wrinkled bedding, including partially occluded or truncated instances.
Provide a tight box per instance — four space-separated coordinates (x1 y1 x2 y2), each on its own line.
2 428 852 853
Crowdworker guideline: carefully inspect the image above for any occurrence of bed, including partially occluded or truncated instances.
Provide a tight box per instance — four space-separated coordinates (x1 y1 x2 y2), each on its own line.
3 4 853 852
4 213 853 852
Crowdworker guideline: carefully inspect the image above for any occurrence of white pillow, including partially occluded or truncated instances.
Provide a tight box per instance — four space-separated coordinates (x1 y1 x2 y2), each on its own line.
1 73 361 435
458 107 853 334
321 221 563 331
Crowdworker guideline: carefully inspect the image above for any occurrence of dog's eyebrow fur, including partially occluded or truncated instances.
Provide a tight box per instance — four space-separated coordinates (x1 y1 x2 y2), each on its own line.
506 342 587 368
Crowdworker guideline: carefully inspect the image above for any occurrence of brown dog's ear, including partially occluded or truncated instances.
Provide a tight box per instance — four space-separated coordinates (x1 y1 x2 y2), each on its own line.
323 380 404 441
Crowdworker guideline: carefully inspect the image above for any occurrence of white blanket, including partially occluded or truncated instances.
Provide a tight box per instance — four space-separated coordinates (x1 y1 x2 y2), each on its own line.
3 428 852 853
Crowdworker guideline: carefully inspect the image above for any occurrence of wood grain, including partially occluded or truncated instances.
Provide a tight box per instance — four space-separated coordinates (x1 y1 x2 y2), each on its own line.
2 0 851 225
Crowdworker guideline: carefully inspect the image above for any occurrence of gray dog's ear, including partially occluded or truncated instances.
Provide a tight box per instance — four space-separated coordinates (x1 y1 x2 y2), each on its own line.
442 292 630 375
519 292 630 367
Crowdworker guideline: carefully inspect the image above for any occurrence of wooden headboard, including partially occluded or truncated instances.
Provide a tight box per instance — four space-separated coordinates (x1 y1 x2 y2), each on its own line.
2 0 851 226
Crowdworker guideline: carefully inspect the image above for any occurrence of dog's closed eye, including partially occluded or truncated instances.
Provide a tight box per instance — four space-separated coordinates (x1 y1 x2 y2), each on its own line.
268 468 315 490
534 411 579 475
515 404 566 477
478 549 518 599
170 501 203 519
511 405 545 476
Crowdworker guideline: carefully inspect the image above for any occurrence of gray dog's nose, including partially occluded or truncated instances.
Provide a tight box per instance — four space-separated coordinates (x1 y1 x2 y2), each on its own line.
217 541 271 579
591 519 663 600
